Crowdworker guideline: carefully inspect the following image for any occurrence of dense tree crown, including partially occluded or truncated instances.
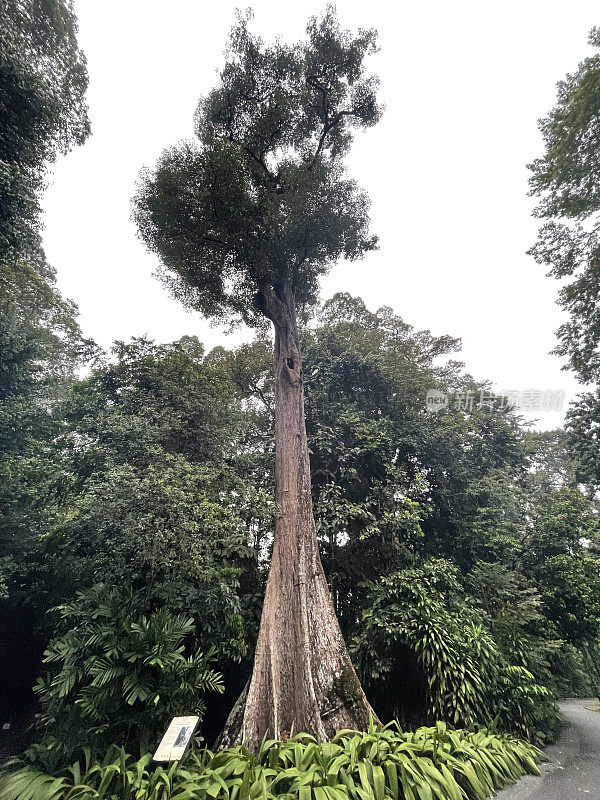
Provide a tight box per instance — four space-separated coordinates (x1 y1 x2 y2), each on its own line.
1 0 89 267
529 27 600 384
529 27 600 490
134 9 381 323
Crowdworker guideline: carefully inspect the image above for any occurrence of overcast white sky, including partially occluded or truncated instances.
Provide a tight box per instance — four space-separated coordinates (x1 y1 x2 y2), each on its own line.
41 1 600 428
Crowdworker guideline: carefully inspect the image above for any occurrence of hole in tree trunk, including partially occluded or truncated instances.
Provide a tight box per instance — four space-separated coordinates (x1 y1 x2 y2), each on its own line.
286 357 295 369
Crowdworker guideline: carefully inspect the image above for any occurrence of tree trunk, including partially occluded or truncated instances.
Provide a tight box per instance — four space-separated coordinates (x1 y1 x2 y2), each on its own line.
219 283 378 751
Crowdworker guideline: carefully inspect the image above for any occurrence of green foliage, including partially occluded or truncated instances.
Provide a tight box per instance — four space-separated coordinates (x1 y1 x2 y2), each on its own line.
565 391 600 491
0 0 94 715
526 486 597 567
352 560 559 744
534 554 600 645
0 0 89 267
466 563 559 687
209 294 596 733
546 642 599 699
62 336 240 466
493 666 557 744
528 28 600 384
133 10 381 323
7 333 271 647
3 0 593 777
0 723 543 800
527 26 600 504
299 295 490 621
3 287 591 763
528 28 600 497
32 585 224 761
300 295 533 583
44 454 253 658
352 561 491 727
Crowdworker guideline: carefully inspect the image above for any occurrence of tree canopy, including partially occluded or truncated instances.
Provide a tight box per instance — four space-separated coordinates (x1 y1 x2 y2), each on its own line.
133 9 381 324
529 27 600 384
0 0 89 269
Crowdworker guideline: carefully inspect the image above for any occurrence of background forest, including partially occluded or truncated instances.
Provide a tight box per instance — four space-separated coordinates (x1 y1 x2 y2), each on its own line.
2 2 600 799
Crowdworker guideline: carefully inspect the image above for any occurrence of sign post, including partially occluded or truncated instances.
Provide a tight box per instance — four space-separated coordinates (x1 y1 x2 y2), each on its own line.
153 716 200 762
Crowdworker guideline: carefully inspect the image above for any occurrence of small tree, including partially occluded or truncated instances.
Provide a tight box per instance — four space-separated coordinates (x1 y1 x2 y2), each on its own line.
133 9 382 748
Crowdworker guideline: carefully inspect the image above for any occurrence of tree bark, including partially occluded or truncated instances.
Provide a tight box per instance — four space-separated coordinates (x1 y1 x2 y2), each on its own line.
219 282 377 750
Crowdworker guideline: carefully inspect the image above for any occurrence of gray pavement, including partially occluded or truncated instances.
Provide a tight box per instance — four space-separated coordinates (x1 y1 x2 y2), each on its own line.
497 699 600 799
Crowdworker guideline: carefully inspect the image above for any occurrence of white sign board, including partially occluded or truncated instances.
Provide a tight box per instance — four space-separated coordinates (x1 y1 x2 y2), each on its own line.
153 715 199 762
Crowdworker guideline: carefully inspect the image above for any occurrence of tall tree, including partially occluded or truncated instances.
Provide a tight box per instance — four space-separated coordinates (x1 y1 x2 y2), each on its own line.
133 9 382 748
529 27 600 384
528 28 600 493
1 0 89 268
0 0 90 719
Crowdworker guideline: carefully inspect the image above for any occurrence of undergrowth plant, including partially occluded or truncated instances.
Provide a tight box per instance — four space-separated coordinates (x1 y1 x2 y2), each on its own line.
0 721 544 800
352 560 559 743
33 586 224 762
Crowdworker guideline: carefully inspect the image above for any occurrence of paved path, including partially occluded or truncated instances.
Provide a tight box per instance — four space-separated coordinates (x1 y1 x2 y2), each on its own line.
497 699 600 800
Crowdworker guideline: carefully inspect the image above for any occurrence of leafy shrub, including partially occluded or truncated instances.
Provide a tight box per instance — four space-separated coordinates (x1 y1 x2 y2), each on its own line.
32 585 223 762
0 722 543 800
352 559 559 743
492 666 559 744
45 451 255 664
352 561 497 725
546 642 600 699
